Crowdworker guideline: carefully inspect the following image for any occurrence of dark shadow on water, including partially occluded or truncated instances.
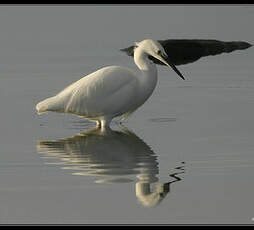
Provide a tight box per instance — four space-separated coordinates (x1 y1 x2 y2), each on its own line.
37 126 185 207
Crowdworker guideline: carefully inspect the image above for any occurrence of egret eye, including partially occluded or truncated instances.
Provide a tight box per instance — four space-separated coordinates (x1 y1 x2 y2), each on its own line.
157 50 162 56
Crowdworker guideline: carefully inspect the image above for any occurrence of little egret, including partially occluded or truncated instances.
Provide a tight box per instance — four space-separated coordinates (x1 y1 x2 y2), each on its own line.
36 39 185 129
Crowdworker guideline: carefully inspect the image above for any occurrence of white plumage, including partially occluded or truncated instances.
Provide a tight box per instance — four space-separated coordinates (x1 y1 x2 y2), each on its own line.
36 39 185 129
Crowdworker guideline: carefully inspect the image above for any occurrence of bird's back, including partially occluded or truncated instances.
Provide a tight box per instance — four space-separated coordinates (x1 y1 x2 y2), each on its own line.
36 65 139 118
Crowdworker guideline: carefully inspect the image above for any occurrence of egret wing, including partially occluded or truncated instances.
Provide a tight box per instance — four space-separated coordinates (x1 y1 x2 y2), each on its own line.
58 66 138 117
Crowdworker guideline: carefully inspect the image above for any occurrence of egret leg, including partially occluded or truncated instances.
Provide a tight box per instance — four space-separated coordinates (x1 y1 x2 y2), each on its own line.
100 117 112 131
96 120 101 128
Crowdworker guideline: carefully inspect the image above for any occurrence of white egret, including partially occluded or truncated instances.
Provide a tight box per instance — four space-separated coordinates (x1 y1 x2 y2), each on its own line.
36 39 185 129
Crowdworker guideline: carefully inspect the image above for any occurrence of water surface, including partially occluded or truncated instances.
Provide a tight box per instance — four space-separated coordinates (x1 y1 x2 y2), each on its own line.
0 5 254 224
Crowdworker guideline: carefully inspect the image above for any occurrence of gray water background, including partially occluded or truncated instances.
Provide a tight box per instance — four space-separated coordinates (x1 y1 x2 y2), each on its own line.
0 5 254 224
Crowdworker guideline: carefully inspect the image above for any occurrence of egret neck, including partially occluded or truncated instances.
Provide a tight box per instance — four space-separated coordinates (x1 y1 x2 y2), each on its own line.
134 47 158 103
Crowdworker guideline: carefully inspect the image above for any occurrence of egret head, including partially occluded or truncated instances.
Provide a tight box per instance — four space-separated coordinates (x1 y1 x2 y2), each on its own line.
134 39 185 80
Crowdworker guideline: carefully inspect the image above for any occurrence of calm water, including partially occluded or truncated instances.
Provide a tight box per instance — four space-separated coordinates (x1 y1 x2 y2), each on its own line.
0 5 254 224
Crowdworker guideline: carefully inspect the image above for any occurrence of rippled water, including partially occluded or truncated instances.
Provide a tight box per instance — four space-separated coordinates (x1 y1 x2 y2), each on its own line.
0 5 254 224
37 126 185 207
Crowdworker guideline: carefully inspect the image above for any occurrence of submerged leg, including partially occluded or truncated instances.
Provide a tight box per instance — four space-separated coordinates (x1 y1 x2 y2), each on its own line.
96 120 101 128
100 117 112 131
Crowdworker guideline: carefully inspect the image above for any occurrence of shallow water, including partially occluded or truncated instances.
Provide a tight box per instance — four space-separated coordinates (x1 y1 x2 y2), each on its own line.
0 5 254 224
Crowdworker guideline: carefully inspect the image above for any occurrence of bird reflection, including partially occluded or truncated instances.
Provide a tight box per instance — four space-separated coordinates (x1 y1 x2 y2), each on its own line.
37 126 185 207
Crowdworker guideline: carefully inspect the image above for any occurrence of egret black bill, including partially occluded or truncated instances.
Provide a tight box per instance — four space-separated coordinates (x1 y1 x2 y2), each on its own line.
158 53 185 80
167 59 185 80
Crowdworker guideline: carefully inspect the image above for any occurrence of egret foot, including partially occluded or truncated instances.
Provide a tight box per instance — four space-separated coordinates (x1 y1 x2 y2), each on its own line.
96 120 101 128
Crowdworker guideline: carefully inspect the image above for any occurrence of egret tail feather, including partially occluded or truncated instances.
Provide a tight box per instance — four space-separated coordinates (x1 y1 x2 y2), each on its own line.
36 96 63 114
